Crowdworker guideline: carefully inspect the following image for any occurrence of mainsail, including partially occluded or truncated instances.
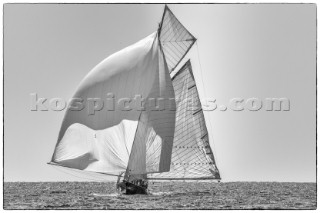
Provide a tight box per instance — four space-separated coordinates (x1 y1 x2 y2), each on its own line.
148 60 220 180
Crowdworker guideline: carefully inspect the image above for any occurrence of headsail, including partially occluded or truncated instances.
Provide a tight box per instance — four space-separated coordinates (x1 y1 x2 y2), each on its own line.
159 5 196 73
50 32 176 177
148 60 221 180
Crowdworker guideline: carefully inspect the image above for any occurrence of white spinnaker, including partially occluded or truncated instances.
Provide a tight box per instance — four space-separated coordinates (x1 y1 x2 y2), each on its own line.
51 120 137 175
51 32 175 176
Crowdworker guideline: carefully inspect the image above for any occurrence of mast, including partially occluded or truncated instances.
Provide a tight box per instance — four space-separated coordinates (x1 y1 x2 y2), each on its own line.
123 30 177 182
123 5 200 181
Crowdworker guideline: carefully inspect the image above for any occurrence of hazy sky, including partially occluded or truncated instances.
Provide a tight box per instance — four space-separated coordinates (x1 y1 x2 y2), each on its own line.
4 4 316 182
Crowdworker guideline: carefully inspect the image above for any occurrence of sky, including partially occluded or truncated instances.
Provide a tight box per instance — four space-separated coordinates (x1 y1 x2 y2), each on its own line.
4 4 316 182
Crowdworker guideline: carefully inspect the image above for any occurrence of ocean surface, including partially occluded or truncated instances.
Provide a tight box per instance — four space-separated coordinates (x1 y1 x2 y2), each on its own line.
4 182 316 209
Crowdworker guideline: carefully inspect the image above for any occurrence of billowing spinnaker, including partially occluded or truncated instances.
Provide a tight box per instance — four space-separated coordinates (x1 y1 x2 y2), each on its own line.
148 60 221 180
51 32 176 176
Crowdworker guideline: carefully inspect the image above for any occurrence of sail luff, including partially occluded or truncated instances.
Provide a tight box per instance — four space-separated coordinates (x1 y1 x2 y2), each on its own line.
124 31 177 181
158 5 167 38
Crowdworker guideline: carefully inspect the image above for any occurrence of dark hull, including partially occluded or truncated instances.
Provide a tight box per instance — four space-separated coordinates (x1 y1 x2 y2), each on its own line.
118 181 148 195
125 182 147 195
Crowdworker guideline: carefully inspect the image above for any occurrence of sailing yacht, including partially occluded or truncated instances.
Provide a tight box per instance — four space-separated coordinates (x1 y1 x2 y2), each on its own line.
49 5 220 195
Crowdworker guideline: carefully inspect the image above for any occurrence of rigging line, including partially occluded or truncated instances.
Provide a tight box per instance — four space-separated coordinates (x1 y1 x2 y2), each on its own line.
173 149 202 165
164 45 182 62
161 12 182 40
51 165 106 182
185 76 209 167
195 41 207 101
168 75 188 173
173 81 203 175
162 40 194 43
170 19 187 42
174 81 194 151
67 167 113 181
195 41 219 170
146 142 162 162
178 76 191 168
194 109 210 164
170 161 211 174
